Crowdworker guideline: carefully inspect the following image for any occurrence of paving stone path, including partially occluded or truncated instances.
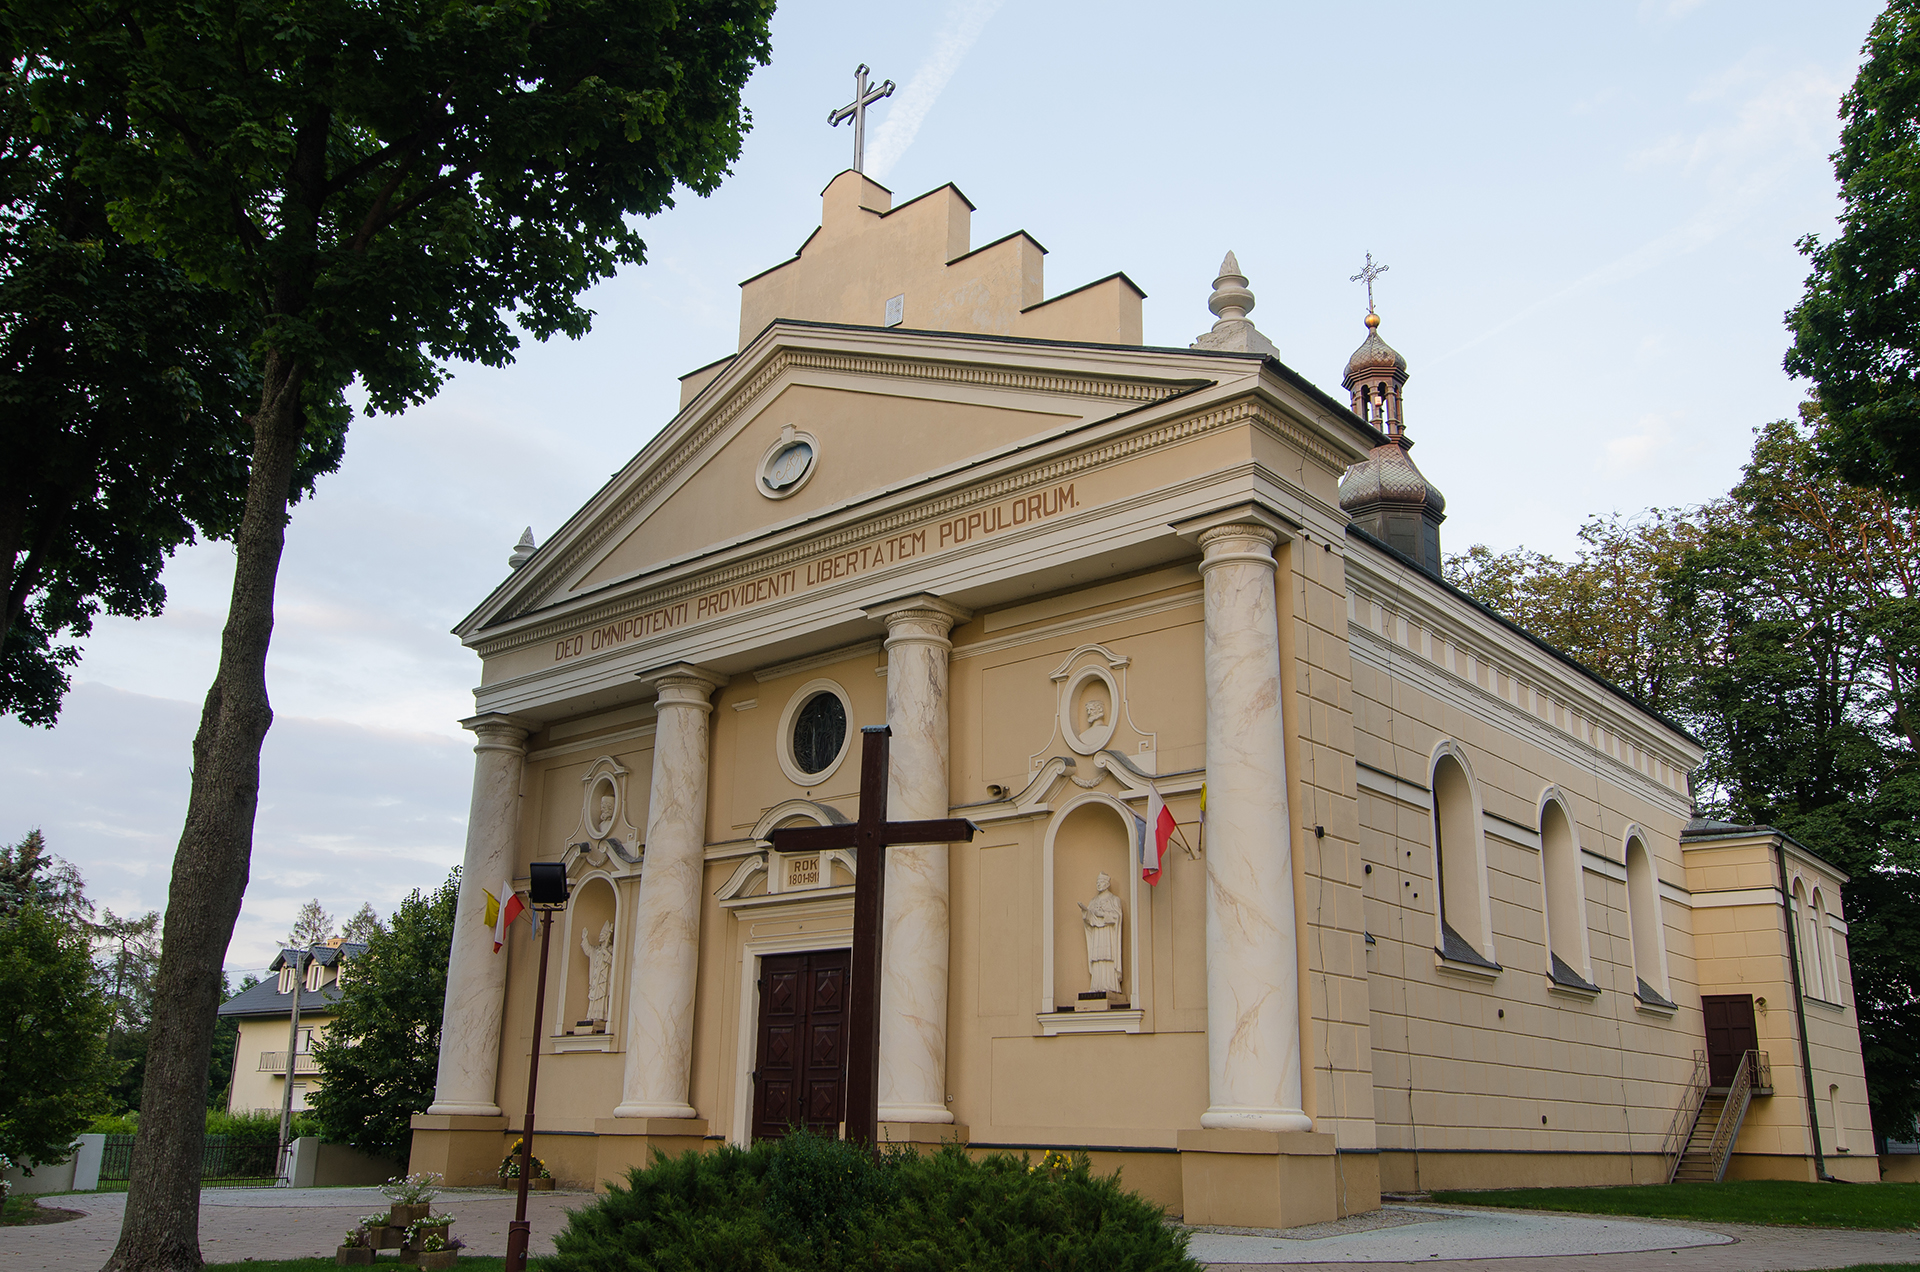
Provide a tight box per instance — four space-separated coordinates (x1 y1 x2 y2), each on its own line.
0 1185 583 1271
3 1191 1914 1270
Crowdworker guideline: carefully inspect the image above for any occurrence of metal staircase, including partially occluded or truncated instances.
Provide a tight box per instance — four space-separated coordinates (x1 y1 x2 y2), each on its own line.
1668 1050 1768 1183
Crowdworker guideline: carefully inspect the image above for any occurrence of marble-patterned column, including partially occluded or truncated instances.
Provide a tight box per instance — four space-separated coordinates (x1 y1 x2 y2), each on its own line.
1197 523 1312 1132
614 663 728 1119
868 595 971 1123
427 714 532 1117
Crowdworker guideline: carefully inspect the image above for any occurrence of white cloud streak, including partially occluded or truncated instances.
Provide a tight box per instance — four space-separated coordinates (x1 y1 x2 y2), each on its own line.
863 0 1006 181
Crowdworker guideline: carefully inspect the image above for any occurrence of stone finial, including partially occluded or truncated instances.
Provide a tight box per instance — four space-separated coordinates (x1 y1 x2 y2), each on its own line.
1192 250 1278 357
508 527 537 571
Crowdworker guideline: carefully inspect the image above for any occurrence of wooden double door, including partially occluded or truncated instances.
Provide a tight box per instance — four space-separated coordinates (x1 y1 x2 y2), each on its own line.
750 948 850 1140
1702 994 1759 1087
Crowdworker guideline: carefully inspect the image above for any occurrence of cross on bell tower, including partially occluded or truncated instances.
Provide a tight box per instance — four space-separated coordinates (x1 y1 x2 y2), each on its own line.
828 64 895 174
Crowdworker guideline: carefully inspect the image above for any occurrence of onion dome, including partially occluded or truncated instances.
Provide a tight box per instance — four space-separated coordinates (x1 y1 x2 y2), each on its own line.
1338 310 1445 574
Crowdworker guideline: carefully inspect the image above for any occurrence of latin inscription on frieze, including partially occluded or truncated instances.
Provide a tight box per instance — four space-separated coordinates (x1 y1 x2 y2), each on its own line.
554 481 1080 663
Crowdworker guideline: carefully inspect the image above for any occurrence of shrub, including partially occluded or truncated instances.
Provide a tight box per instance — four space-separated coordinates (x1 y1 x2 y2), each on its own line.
545 1131 1198 1272
88 1113 137 1135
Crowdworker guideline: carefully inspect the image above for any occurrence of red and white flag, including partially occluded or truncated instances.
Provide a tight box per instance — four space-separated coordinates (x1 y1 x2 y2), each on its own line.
1141 787 1176 885
493 883 526 952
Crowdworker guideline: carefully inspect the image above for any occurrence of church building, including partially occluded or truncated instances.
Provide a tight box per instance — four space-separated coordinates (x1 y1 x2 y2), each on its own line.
408 167 1879 1226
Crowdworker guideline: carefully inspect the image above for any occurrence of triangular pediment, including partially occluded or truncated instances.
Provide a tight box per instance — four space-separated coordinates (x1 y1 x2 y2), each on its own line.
457 324 1213 636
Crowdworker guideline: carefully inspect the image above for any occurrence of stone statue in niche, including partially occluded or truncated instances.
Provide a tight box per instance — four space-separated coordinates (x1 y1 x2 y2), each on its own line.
581 921 614 1026
1084 697 1106 728
1077 872 1123 1005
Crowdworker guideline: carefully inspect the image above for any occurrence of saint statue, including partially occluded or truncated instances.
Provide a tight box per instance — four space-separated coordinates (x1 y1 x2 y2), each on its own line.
582 920 615 1021
1077 872 1123 996
594 792 616 839
1084 698 1106 728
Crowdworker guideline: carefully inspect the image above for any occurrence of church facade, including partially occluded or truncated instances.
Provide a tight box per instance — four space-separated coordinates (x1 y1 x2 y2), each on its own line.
408 171 1878 1225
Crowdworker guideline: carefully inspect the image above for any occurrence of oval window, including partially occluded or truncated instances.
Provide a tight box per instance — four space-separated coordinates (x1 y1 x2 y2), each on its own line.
792 691 847 776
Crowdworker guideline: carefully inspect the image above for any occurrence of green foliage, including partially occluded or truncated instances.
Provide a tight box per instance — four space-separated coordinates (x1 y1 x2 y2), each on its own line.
0 67 268 725
309 871 458 1161
207 972 260 1110
1786 1 1920 502
0 905 118 1166
87 1112 137 1135
547 1133 1198 1272
0 830 89 923
94 908 161 1111
286 899 334 951
1429 1180 1920 1230
1444 508 1709 715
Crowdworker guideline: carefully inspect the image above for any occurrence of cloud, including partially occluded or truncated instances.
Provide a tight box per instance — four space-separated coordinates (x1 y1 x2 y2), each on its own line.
0 682 471 974
863 0 1007 181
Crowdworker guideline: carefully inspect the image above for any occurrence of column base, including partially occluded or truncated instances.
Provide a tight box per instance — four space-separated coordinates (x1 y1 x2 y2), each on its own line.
593 1118 711 1191
877 1103 955 1125
1200 1105 1314 1133
408 1113 508 1186
1178 1129 1342 1229
425 1101 503 1118
613 1100 697 1119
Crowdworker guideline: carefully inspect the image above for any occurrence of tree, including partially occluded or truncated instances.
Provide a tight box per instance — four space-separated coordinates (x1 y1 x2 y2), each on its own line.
1785 0 1920 502
0 905 118 1168
339 902 384 947
309 871 457 1164
0 68 279 726
1444 508 1711 715
1673 411 1920 1148
285 899 333 951
14 4 772 1265
94 909 162 1111
0 829 89 922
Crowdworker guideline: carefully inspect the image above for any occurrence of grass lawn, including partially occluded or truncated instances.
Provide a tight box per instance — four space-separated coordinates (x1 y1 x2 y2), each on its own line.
1427 1180 1920 1230
1 1195 84 1226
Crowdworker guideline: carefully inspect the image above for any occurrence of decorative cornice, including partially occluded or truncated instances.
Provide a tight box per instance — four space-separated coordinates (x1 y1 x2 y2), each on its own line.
473 396 1280 659
503 349 1196 621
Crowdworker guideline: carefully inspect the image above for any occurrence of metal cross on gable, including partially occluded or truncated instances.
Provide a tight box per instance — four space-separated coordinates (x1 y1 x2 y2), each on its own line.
828 63 895 174
1350 252 1389 314
768 726 976 1148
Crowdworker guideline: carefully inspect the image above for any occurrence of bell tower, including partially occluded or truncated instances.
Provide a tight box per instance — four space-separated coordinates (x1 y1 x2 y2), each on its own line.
1338 308 1447 574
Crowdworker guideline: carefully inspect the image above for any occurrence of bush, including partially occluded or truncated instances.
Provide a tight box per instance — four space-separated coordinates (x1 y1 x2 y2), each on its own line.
546 1131 1198 1272
88 1113 137 1135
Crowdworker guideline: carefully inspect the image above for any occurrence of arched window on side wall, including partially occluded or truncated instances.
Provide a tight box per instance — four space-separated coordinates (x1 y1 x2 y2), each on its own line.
1812 889 1840 1003
1540 795 1596 992
1624 834 1672 1007
1431 746 1496 968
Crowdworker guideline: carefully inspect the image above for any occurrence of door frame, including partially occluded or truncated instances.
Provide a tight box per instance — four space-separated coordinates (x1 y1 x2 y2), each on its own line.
731 923 853 1147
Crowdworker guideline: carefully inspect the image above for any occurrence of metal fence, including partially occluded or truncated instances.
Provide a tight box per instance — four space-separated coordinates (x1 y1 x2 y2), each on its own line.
99 1134 282 1188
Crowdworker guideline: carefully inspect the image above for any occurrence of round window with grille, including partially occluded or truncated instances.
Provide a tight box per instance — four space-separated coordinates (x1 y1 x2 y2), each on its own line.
792 691 847 777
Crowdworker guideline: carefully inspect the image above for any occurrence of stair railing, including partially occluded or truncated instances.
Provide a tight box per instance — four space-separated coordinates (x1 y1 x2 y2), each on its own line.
1662 1049 1710 1183
1705 1049 1757 1182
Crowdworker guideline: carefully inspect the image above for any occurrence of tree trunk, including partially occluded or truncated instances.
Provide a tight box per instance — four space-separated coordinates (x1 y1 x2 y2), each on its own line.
102 349 307 1272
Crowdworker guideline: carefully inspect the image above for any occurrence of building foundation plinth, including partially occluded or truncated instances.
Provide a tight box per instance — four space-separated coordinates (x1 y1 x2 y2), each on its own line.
1177 1129 1340 1229
407 1113 509 1187
592 1118 712 1191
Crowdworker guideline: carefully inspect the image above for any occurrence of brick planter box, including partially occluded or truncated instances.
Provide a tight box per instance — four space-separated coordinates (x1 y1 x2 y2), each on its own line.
334 1248 373 1266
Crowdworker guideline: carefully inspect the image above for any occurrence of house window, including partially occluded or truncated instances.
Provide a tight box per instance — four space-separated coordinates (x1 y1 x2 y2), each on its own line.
278 965 296 994
1431 746 1495 968
1540 796 1594 992
305 960 325 993
1625 834 1672 1005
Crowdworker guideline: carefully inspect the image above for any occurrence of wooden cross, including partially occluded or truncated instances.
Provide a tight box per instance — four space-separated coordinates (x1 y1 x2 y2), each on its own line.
827 63 895 174
769 725 974 1146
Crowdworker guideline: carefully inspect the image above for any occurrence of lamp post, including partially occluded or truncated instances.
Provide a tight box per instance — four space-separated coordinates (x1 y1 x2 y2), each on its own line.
504 861 571 1272
275 947 310 1184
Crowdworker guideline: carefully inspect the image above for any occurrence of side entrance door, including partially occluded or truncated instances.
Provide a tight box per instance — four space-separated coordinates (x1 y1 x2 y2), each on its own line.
1701 993 1759 1087
750 948 850 1141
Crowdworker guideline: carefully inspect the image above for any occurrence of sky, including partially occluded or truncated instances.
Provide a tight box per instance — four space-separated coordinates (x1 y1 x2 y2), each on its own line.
0 0 1886 975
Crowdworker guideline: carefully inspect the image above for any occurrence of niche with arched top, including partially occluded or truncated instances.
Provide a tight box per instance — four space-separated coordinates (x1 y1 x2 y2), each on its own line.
562 876 619 1032
1049 800 1135 1011
1540 794 1593 988
1624 833 1670 1003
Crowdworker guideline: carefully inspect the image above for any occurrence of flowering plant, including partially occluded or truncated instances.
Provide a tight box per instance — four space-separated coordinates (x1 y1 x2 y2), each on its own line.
1027 1148 1075 1178
379 1172 442 1204
0 1153 11 1203
498 1139 552 1179
358 1214 391 1229
407 1214 454 1250
341 1228 368 1248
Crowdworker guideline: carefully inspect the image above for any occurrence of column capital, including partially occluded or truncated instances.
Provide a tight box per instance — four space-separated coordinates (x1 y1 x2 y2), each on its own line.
638 662 729 709
459 713 535 752
1197 521 1280 573
864 593 972 641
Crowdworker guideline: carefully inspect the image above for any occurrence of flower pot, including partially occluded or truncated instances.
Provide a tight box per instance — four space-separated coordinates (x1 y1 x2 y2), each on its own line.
389 1203 431 1227
497 1175 516 1189
335 1248 374 1266
531 1176 555 1191
417 1252 458 1271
